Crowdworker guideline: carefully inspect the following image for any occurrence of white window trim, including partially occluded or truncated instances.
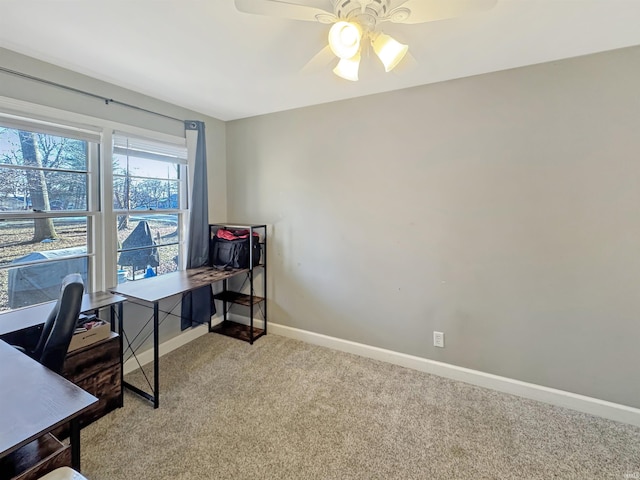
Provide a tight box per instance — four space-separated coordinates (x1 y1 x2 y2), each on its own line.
0 95 188 295
112 131 188 275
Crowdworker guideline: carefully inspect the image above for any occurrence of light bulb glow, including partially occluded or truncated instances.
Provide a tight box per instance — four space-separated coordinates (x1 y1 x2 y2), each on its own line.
333 53 361 82
372 33 408 72
328 21 362 60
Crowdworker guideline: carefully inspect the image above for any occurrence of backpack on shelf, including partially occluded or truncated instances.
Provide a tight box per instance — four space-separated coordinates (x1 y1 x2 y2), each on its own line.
210 228 261 269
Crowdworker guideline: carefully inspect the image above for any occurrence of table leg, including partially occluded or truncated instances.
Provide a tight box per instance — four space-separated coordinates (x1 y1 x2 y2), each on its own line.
117 302 124 407
70 417 81 470
153 301 159 409
109 305 115 331
120 300 161 408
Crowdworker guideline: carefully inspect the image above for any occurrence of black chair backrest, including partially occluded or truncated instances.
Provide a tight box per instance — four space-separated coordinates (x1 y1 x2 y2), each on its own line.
35 273 84 373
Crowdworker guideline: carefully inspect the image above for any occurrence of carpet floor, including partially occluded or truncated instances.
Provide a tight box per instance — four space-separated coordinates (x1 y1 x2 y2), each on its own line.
81 333 640 479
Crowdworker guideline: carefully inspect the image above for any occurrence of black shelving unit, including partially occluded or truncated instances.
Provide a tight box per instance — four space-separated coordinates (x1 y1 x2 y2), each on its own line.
208 223 267 344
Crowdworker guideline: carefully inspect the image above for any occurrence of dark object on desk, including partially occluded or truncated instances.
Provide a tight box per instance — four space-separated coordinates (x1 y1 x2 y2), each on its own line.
16 273 84 374
210 228 261 269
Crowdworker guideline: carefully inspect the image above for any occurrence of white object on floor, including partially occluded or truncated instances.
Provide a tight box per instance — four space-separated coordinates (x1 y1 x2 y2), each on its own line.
37 467 88 480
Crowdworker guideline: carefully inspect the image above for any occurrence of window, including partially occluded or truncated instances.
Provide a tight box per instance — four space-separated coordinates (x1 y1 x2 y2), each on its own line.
0 109 190 314
113 133 188 282
0 119 99 311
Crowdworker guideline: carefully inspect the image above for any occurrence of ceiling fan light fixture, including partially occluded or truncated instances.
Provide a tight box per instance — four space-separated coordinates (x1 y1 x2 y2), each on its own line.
372 32 408 72
328 21 362 59
333 53 361 82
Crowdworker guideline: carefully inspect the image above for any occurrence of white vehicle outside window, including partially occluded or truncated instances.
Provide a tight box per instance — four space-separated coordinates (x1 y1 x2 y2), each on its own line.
0 118 99 311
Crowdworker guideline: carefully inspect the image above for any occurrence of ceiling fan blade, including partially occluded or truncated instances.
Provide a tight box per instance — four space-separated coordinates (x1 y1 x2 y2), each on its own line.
235 0 334 23
300 45 335 74
389 0 497 24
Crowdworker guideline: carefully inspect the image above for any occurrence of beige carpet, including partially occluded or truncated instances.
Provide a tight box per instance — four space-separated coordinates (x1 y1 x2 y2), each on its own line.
81 333 640 479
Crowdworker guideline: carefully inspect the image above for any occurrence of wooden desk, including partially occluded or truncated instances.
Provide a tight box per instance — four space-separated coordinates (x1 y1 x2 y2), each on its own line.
111 266 246 408
0 292 127 337
0 292 126 440
0 341 97 474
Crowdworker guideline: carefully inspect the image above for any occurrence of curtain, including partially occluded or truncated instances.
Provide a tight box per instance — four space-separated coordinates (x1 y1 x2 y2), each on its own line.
181 121 215 330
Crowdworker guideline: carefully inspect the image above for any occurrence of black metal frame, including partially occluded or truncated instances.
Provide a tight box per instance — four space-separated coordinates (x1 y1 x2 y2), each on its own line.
115 270 247 409
110 221 268 408
208 223 267 344
118 298 177 409
70 417 81 470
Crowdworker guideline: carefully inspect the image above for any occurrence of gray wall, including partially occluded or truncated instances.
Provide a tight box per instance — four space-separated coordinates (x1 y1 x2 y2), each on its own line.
226 46 640 409
4 45 639 409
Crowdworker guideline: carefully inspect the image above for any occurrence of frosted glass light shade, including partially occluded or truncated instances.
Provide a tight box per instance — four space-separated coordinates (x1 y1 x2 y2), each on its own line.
328 21 362 60
372 33 408 72
333 53 361 81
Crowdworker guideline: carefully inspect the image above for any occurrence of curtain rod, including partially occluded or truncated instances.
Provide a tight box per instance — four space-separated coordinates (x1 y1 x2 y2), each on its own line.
0 66 185 124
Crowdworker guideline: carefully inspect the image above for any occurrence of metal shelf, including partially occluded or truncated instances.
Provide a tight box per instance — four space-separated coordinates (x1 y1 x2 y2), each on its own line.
208 223 267 344
210 321 265 343
213 291 265 306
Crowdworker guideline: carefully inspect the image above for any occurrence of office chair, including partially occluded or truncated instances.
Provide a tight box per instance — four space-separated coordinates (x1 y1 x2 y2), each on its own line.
17 273 85 374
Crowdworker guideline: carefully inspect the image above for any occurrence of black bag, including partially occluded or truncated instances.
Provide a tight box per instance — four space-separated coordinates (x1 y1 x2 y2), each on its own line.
210 230 261 269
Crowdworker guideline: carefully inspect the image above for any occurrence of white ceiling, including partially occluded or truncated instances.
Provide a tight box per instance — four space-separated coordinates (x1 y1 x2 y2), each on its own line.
1 0 640 121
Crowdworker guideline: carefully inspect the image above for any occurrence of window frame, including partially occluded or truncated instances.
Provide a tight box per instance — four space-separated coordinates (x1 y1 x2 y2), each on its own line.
112 132 189 280
0 120 100 311
0 97 190 312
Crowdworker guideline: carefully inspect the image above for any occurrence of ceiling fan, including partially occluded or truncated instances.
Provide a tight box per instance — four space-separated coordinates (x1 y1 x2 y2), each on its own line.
234 0 497 81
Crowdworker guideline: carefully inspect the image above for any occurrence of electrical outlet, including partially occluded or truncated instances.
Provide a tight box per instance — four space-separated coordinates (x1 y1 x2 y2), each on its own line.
433 331 445 348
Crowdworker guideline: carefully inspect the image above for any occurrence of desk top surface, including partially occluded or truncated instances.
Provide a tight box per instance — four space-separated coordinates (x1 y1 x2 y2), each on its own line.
0 292 126 337
111 266 247 303
82 291 127 311
0 340 97 458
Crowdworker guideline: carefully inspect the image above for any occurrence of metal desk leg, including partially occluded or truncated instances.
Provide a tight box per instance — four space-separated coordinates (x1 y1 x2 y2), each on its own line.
153 301 159 409
249 269 254 345
70 417 81 470
120 305 156 406
109 305 116 331
117 302 124 407
121 300 161 408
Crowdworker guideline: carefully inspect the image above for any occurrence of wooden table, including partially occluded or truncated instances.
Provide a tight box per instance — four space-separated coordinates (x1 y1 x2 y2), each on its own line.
0 340 97 474
111 266 246 408
0 292 127 337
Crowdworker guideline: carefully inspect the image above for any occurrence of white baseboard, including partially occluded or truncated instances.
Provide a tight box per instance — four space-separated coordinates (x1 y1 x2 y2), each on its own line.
121 316 640 427
227 313 265 329
122 323 209 375
269 322 640 427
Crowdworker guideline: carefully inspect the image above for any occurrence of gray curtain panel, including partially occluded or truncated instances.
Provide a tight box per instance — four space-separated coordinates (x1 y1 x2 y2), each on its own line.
181 120 215 330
